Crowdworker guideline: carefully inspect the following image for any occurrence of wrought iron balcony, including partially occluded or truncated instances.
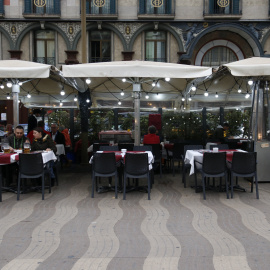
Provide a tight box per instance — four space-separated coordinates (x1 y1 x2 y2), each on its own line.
145 58 167 62
86 0 117 19
203 0 242 19
33 57 55 65
24 0 60 17
89 57 111 63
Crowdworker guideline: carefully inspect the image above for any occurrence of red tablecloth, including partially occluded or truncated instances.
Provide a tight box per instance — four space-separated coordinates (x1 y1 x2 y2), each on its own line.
164 144 174 151
103 151 146 162
0 153 15 164
219 149 237 162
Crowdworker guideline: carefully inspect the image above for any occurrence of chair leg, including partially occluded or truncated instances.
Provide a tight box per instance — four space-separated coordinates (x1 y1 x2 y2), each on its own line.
160 161 162 178
41 174 45 200
194 171 198 193
91 172 95 198
147 173 151 200
114 175 118 199
183 167 186 188
123 174 127 200
255 173 259 199
251 176 254 193
231 173 234 199
173 159 175 176
17 175 21 200
202 176 206 200
225 174 229 199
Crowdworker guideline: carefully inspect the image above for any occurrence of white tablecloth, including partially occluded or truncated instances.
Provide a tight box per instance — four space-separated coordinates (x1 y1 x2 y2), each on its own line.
56 144 65 155
185 150 203 175
205 142 218 150
11 151 57 164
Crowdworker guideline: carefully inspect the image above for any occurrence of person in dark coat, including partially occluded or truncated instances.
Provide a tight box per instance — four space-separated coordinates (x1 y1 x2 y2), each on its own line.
28 109 41 134
8 125 30 152
214 123 230 143
50 123 65 145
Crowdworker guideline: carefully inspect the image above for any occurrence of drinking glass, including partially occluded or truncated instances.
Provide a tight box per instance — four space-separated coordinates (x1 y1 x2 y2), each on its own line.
24 143 30 154
2 143 10 154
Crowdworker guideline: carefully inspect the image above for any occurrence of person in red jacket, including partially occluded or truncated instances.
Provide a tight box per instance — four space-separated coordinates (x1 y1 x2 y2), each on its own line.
143 125 160 144
27 120 51 143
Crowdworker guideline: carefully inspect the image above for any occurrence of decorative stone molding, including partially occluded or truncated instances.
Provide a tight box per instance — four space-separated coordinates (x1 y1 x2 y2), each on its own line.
110 22 144 45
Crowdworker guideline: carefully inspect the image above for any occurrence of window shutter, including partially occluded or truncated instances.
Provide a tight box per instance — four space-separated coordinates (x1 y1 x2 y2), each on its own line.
166 0 171 14
209 0 214 14
232 0 239 14
0 0 4 14
24 0 32 13
110 0 116 14
139 0 145 14
55 0 60 14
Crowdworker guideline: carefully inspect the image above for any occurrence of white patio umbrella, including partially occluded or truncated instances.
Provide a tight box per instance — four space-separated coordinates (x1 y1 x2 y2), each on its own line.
63 61 212 144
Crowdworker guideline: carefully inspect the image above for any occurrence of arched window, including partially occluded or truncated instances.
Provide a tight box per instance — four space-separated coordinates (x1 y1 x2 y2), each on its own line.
89 31 111 63
33 30 55 65
145 31 166 62
202 46 237 67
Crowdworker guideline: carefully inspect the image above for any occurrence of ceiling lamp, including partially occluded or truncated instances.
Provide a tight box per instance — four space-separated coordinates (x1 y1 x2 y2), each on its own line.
0 84 4 89
204 90 209 97
188 97 192 101
120 90 124 96
248 79 253 85
59 100 63 106
60 88 65 96
245 91 250 99
7 81 12 88
27 92 31 98
145 93 149 99
18 82 22 86
118 100 121 105
238 87 242 93
86 78 91 84
265 81 269 91
74 95 78 102
181 97 185 101
165 77 170 82
174 107 176 110
152 81 156 87
86 98 90 103
215 92 218 98
6 93 10 99
191 84 196 91
122 78 126 82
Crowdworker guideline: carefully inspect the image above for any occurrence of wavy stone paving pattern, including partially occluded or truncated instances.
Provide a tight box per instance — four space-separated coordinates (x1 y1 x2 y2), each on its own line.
179 188 251 270
2 180 89 270
71 194 123 270
139 189 181 270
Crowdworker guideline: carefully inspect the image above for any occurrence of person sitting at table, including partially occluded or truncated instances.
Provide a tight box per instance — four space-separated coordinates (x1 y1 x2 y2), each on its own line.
8 125 30 152
143 125 160 144
27 120 51 143
31 127 57 186
50 123 65 145
214 123 230 143
4 124 13 138
59 126 72 167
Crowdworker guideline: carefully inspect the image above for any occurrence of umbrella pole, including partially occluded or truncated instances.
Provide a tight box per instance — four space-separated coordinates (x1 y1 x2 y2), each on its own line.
133 81 141 146
12 84 20 128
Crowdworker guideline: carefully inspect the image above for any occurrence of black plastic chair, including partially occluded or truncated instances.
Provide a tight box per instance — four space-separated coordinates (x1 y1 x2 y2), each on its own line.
123 153 151 200
100 145 119 151
17 153 51 200
144 144 162 177
118 143 134 151
93 143 109 152
133 145 152 152
228 152 258 199
182 145 203 188
91 152 118 199
210 144 229 150
172 142 188 176
194 152 229 200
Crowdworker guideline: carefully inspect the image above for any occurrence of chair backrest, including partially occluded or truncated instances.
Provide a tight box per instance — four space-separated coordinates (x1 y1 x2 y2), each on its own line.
93 152 116 174
173 142 188 158
100 145 118 151
231 152 257 174
144 144 161 160
133 145 152 152
118 143 134 151
125 153 148 175
210 144 229 150
19 153 43 176
203 152 227 175
184 145 203 156
93 143 109 152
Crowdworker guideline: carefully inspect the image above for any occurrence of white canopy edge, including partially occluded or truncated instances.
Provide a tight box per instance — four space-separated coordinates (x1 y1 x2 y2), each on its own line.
62 61 212 79
224 57 270 77
0 60 51 78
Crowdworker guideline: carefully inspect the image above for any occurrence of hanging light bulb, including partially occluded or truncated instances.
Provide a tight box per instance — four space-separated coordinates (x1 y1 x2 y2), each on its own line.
74 95 77 102
152 81 156 87
121 90 124 96
238 88 242 93
59 100 63 106
245 92 250 99
215 92 218 98
86 78 91 84
145 93 149 99
60 89 65 96
18 82 22 86
182 97 185 101
204 90 209 96
7 81 12 88
191 84 196 91
122 78 126 82
18 100 20 103
265 81 269 91
188 97 192 101
118 100 121 105
6 93 10 99
0 84 4 89
174 107 176 110
165 77 170 82
27 92 31 98
248 79 253 85
86 98 90 103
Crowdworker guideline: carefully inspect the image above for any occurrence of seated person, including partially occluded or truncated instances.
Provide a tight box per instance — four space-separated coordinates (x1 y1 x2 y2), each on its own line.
143 125 160 144
28 120 51 143
31 127 57 186
50 123 65 145
8 125 30 152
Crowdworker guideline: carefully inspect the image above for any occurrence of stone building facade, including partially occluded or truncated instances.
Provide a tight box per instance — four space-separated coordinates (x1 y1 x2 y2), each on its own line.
0 0 269 68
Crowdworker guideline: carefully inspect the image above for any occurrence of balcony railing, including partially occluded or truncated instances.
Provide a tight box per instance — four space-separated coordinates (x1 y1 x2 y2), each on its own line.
145 57 167 62
138 0 174 18
89 57 111 63
33 57 55 65
85 0 117 18
203 0 242 18
24 0 60 17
